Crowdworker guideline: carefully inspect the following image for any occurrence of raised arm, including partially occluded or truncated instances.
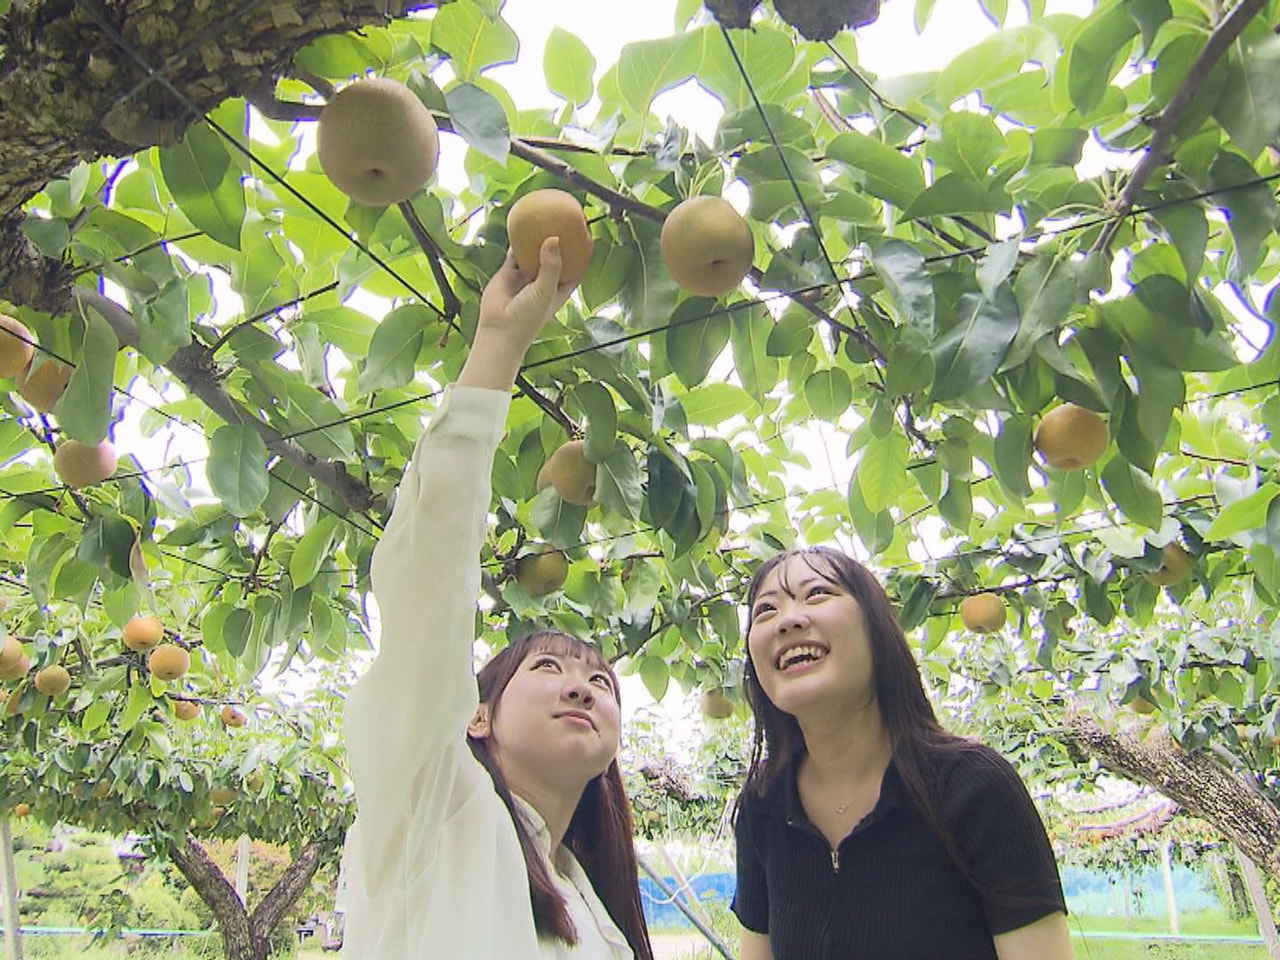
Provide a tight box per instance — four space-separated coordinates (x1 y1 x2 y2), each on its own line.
343 238 571 875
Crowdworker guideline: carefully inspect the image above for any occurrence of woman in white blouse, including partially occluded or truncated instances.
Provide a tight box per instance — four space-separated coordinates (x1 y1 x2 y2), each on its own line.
341 237 655 960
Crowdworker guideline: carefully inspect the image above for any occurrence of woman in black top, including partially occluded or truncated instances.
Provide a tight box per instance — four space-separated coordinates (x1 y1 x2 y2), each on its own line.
732 546 1073 960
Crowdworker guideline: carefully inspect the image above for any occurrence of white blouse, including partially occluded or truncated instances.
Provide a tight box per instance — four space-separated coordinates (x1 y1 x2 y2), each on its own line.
340 386 633 960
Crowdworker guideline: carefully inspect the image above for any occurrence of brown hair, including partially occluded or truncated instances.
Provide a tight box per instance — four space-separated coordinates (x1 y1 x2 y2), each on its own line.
468 629 654 960
740 547 983 886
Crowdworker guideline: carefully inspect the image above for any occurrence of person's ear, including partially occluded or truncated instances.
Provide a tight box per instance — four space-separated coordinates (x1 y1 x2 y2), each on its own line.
467 704 492 739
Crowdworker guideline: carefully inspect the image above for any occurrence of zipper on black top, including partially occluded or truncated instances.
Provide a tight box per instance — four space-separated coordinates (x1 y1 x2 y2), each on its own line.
829 848 840 873
786 817 841 874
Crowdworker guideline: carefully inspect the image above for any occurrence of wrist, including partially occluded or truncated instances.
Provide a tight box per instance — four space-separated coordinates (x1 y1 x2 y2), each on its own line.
456 329 529 391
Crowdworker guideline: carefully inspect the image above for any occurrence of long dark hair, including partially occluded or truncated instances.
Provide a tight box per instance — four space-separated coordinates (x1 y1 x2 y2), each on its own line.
468 630 654 960
740 547 983 886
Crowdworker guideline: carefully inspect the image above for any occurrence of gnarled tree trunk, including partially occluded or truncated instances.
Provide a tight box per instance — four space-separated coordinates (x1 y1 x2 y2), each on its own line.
1060 714 1280 886
166 832 329 960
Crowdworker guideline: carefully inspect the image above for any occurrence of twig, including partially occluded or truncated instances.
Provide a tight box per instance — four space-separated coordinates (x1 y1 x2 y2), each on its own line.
1094 0 1268 252
397 201 462 320
203 281 339 359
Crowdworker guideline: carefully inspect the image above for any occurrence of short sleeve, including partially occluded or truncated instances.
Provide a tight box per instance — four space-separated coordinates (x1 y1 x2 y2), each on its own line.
730 794 770 934
947 748 1067 935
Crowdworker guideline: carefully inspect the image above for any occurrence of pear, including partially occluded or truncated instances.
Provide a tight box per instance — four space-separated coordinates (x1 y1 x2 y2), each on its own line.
506 189 594 287
1143 543 1192 586
0 315 35 378
34 665 71 697
515 546 569 596
54 440 117 489
148 643 190 681
317 77 440 206
660 196 754 297
17 358 72 413
700 689 735 720
959 592 1006 633
537 440 597 505
124 615 164 652
1034 403 1109 470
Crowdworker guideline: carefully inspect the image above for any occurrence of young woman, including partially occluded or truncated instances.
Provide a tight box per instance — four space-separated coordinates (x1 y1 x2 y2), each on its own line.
341 238 653 960
733 546 1073 960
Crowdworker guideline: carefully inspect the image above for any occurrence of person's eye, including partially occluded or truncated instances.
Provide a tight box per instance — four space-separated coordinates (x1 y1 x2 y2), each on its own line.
591 673 613 690
752 603 776 618
533 657 560 671
807 584 833 599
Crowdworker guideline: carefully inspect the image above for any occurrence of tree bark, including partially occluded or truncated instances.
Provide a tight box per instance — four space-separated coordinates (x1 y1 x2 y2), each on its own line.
0 818 23 960
1235 847 1280 960
1060 714 1280 886
166 832 331 960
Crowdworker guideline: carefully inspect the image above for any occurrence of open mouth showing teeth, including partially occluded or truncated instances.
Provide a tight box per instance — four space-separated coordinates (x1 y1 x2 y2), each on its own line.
776 645 828 672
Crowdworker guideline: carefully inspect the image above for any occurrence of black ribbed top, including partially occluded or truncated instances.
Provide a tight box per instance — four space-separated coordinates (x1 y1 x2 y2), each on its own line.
732 744 1066 960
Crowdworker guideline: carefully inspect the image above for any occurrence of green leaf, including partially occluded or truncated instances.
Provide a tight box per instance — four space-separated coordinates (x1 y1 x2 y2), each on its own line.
444 82 511 164
679 383 755 426
977 238 1020 300
1207 151 1279 281
993 414 1034 499
157 122 245 249
573 382 617 463
885 337 934 398
639 655 669 701
290 515 339 588
77 515 135 581
668 298 729 389
929 112 1005 180
858 433 909 514
56 311 118 444
1066 3 1139 115
432 1 519 81
222 607 253 658
120 685 155 731
1214 35 1280 160
734 146 825 221
826 132 925 209
804 368 852 421
930 289 1020 401
595 443 643 520
1205 484 1279 541
1003 250 1083 370
616 32 702 116
731 304 780 397
868 240 934 335
699 25 800 111
282 381 356 460
544 26 596 106
207 424 270 518
357 303 431 393
1101 455 1163 530
531 486 588 548
582 244 637 311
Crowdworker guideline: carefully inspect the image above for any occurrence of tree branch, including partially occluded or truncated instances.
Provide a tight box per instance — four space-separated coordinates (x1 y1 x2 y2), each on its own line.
74 287 384 514
249 839 330 939
1058 712 1280 885
397 200 461 320
167 833 251 935
1094 0 1268 252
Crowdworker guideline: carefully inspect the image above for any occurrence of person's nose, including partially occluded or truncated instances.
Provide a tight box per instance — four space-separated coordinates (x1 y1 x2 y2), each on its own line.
562 677 595 707
774 599 810 635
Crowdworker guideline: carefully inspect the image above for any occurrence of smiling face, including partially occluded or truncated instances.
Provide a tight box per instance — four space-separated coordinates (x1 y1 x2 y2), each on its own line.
746 552 877 718
473 634 622 790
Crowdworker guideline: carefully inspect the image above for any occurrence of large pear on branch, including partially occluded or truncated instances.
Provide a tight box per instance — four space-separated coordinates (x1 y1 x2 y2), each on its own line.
17 358 72 413
0 315 35 378
317 77 440 206
537 440 597 506
53 440 117 489
507 189 594 287
515 545 569 597
1034 403 1109 470
660 196 754 298
959 593 1006 633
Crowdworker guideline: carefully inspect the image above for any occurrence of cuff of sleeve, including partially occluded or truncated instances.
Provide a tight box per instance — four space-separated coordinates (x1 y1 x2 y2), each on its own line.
423 385 512 445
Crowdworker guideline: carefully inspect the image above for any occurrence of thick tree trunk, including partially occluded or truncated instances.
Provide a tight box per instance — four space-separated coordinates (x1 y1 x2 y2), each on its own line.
166 832 330 960
1236 847 1280 960
1060 714 1280 886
